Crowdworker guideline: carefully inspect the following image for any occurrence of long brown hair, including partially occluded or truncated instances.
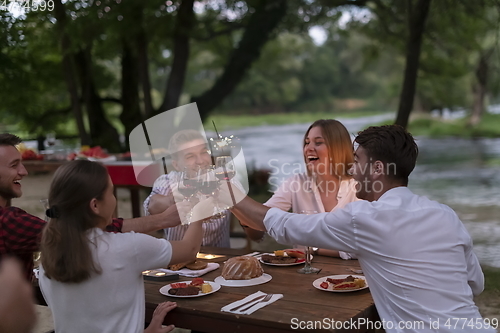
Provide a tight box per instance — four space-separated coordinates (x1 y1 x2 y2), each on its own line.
303 119 354 178
41 160 109 283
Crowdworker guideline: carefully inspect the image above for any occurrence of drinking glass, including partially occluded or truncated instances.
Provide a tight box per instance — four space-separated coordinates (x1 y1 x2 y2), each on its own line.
297 210 321 274
215 156 236 181
46 132 56 147
177 168 199 224
198 165 226 221
215 156 237 210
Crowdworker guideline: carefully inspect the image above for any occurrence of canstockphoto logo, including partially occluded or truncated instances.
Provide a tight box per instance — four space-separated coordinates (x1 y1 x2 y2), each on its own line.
128 103 249 222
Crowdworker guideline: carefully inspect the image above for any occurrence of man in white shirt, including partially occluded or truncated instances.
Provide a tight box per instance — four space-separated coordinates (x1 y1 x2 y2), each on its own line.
222 125 494 332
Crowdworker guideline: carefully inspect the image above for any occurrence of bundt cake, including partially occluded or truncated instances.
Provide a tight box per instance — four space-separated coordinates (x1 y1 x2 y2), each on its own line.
221 256 264 280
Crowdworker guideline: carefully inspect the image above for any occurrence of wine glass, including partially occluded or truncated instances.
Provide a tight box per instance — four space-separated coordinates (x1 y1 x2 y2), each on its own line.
297 210 321 274
198 165 226 221
46 132 56 147
215 156 237 210
215 156 236 181
177 168 199 224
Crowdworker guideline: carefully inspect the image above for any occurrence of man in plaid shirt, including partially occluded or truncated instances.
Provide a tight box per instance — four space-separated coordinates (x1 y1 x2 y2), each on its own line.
0 134 186 281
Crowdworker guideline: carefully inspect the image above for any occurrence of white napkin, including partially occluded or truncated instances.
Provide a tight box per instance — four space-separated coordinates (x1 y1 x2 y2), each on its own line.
88 156 117 162
157 262 220 277
221 291 283 315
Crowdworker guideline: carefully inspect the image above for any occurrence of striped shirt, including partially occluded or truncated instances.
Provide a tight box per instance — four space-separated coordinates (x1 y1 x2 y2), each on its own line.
143 172 230 247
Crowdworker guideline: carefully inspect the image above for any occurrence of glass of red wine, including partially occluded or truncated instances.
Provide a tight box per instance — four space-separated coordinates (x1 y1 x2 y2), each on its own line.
199 165 226 221
177 168 199 223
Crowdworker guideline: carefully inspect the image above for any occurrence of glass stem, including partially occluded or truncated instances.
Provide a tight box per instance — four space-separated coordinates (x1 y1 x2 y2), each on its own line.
304 247 312 268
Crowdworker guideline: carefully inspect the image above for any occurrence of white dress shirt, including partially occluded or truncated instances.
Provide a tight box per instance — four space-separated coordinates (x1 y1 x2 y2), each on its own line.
143 172 230 247
264 173 359 259
264 187 493 333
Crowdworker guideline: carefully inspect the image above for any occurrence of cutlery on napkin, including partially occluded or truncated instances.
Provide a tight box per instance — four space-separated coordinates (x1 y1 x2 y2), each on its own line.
157 262 220 277
221 291 283 315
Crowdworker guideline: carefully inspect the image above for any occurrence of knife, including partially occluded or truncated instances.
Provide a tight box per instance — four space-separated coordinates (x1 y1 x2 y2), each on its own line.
229 294 267 312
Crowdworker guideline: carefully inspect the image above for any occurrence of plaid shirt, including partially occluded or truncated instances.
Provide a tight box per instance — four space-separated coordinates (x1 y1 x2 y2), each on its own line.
0 206 124 281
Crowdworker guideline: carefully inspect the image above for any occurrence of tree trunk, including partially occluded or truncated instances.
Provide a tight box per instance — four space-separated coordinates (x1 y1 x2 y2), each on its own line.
120 41 143 149
394 0 432 129
468 53 488 127
53 0 90 145
192 0 288 121
74 49 122 152
129 4 154 118
137 28 154 117
158 0 196 113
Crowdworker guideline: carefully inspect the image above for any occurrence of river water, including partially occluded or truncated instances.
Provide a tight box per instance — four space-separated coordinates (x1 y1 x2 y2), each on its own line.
225 113 500 268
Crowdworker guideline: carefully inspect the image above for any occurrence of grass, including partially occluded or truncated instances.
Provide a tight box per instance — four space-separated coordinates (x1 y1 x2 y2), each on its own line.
475 265 500 319
406 113 500 138
206 110 389 131
483 265 500 292
358 111 500 138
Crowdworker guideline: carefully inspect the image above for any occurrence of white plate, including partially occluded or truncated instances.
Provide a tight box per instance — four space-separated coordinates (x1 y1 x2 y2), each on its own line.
259 253 309 266
214 273 272 287
159 281 220 298
313 275 368 293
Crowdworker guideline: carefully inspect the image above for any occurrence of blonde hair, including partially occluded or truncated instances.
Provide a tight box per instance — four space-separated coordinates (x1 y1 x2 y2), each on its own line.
303 119 354 178
168 130 206 160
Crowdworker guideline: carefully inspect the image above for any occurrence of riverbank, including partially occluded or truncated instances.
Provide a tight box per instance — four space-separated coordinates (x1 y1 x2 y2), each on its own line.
408 112 500 138
207 109 500 138
206 110 389 131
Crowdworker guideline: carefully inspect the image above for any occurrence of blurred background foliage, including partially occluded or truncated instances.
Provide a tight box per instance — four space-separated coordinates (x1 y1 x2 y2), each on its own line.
1 0 499 151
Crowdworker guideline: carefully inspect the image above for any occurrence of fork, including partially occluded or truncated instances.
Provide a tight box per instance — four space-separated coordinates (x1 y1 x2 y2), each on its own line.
239 293 274 312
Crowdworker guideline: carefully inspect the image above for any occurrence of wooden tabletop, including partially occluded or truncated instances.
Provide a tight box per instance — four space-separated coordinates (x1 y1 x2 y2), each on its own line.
23 160 66 174
144 247 378 333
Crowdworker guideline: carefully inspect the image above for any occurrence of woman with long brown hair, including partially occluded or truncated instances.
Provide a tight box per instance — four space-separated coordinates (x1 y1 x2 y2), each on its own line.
39 160 203 333
234 119 358 258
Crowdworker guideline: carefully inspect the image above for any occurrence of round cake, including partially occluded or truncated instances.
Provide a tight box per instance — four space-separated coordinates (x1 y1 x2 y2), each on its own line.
221 256 264 280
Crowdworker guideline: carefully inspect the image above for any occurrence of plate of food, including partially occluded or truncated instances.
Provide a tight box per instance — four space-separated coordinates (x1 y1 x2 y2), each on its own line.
159 278 220 298
215 255 271 287
159 260 219 277
313 275 368 293
259 250 308 266
167 260 210 271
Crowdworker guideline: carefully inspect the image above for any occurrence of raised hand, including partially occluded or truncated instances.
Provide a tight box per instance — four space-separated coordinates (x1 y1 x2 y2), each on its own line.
189 196 217 222
217 180 246 209
159 201 193 227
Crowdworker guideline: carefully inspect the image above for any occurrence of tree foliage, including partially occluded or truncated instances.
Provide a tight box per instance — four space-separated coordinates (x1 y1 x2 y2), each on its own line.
0 0 499 146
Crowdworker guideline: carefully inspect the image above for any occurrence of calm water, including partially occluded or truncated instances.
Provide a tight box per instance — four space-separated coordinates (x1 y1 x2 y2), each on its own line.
223 114 500 268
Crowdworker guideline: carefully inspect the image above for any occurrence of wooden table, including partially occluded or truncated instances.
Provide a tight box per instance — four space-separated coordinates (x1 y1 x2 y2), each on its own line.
144 247 378 333
22 160 65 174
